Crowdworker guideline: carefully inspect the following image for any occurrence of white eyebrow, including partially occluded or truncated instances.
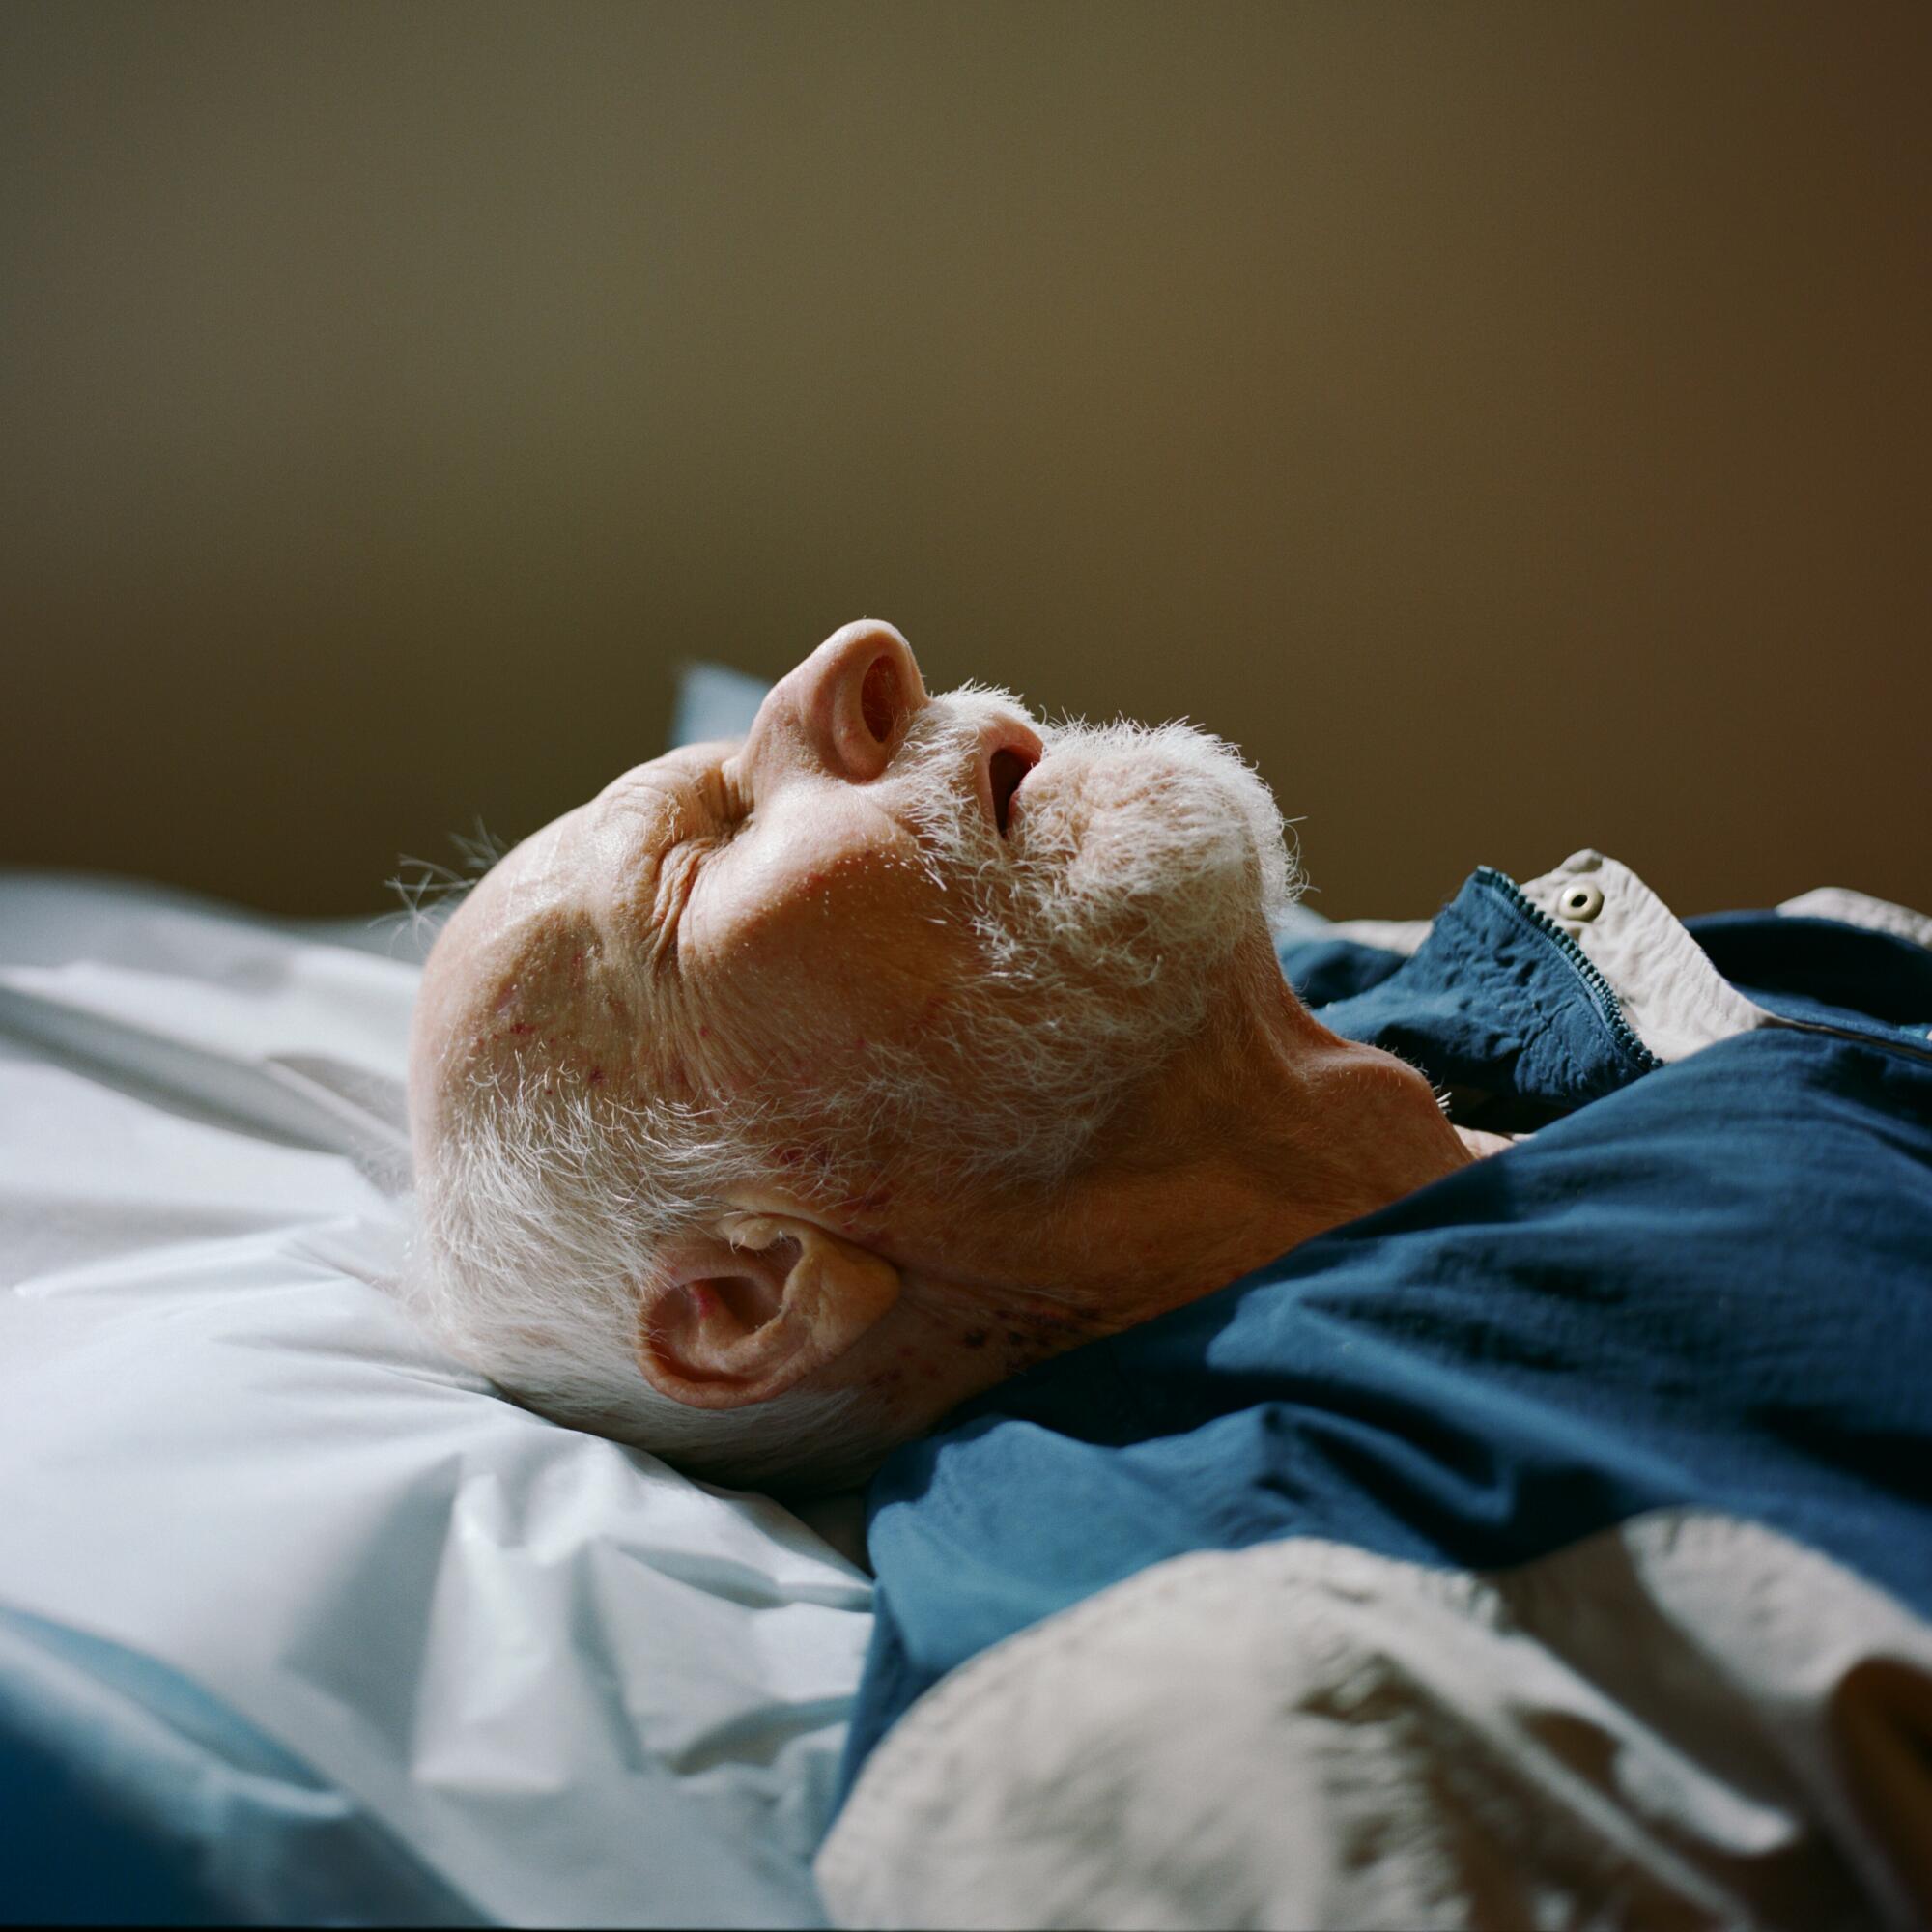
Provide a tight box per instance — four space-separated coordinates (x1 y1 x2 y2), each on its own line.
584 768 717 967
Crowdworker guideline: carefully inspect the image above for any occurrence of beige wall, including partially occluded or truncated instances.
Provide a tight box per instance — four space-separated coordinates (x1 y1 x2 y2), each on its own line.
5 2 1927 920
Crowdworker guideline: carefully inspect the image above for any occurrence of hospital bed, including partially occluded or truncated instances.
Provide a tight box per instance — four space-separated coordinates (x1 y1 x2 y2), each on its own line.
0 666 886 1927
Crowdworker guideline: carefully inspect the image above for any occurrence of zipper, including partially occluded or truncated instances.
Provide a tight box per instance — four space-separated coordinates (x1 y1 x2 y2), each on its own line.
1475 867 1932 1071
1472 867 1662 1074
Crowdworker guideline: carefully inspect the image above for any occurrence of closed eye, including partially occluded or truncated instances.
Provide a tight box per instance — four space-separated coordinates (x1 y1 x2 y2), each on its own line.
709 762 753 835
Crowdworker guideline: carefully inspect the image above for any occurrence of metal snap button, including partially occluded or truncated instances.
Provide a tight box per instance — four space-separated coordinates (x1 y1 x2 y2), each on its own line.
1558 881 1605 923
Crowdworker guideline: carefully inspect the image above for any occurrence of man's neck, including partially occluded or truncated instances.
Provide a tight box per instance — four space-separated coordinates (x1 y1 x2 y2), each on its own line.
1044 952 1475 1331
876 939 1481 1424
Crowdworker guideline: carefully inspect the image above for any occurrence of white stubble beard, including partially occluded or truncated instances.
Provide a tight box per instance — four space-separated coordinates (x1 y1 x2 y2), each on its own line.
848 686 1302 1203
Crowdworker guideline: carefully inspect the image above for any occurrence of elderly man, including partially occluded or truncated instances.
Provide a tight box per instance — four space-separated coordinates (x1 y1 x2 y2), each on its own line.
409 617 1495 1490
410 620 1932 1925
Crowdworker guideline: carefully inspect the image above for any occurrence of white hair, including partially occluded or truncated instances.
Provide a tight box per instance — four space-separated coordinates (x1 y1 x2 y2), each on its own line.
404 1068 890 1493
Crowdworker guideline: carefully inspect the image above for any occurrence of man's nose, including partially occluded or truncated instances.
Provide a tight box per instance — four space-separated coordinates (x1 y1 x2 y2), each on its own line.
752 620 929 784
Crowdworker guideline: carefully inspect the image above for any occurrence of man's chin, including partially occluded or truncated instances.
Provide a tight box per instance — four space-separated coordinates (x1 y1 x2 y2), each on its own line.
1008 741 1188 878
1011 722 1291 938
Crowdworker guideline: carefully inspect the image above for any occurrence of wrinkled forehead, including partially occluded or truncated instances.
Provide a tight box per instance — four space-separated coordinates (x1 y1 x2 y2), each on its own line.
408 740 729 1136
408 800 615 1138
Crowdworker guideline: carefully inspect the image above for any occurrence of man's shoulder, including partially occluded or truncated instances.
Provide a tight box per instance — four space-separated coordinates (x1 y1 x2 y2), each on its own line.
842 961 1932 1838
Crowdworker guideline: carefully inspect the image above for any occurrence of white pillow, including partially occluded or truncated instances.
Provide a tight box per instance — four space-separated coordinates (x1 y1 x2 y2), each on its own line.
0 871 871 1927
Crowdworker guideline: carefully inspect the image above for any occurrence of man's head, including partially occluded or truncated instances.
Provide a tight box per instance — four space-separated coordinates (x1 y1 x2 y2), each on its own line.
407 618 1310 1490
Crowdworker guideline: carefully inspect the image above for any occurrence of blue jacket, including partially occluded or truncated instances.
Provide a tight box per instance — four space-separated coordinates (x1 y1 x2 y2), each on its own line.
831 862 1932 1818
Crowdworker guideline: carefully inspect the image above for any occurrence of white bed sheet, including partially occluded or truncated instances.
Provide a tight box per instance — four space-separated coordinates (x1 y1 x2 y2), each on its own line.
0 869 873 1927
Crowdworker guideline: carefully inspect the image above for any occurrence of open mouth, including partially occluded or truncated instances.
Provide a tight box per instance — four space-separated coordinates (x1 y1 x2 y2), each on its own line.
987 746 1036 837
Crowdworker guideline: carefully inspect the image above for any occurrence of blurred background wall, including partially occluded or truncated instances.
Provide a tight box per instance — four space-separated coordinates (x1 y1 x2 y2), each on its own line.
5 0 1927 920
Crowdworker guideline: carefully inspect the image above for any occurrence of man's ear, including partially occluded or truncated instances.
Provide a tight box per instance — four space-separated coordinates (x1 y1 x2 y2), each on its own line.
636 1214 900 1411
